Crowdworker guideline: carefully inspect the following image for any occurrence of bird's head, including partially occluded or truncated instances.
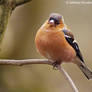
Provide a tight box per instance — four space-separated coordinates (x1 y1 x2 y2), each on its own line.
48 13 64 27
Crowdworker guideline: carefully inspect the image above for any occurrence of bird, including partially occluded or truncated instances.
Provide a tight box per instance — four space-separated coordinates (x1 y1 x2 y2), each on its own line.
35 13 92 80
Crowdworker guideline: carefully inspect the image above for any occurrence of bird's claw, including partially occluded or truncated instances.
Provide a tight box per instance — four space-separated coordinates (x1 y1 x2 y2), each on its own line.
52 62 59 70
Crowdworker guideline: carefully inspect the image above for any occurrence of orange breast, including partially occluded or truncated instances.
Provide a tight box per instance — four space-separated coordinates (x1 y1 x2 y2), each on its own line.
35 22 76 63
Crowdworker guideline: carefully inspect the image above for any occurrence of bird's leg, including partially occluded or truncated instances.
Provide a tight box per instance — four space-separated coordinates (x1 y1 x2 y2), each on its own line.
52 61 61 70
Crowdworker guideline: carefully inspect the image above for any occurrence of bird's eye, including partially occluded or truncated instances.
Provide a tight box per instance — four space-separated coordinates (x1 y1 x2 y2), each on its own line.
49 17 60 25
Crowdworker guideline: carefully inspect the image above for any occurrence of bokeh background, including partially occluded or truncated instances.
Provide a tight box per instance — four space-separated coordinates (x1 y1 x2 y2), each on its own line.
0 0 92 92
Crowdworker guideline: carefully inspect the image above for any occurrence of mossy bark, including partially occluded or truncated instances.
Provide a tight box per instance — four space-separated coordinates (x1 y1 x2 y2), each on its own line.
0 0 31 43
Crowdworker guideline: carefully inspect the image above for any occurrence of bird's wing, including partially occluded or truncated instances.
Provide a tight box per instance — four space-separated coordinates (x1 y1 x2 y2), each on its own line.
62 29 84 63
62 28 74 39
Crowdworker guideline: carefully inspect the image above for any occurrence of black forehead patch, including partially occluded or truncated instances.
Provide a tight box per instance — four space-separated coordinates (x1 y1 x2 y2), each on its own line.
49 13 62 21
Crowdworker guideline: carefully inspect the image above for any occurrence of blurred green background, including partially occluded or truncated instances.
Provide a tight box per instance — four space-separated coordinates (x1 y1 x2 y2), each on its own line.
0 0 92 92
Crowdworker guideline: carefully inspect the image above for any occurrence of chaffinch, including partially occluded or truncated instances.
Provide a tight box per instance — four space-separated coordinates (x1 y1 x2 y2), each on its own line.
35 13 92 80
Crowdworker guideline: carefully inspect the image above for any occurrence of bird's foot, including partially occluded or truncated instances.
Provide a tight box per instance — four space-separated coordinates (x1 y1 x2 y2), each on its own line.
52 61 60 70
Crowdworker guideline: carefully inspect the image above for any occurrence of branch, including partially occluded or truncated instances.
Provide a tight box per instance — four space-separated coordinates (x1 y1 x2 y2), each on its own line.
0 59 79 92
15 0 32 7
0 0 32 43
57 65 79 92
0 59 52 66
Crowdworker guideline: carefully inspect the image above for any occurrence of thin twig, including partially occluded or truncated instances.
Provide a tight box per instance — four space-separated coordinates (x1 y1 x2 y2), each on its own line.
0 59 52 66
0 59 79 92
57 65 79 92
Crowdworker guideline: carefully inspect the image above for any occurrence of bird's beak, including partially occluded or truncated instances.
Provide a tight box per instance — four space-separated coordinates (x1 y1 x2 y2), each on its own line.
49 19 55 26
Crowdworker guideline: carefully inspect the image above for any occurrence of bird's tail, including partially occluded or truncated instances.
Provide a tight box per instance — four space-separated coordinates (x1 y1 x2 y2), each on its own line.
77 63 92 80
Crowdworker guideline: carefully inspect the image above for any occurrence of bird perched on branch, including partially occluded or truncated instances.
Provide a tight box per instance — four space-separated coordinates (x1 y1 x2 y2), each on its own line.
35 13 92 80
